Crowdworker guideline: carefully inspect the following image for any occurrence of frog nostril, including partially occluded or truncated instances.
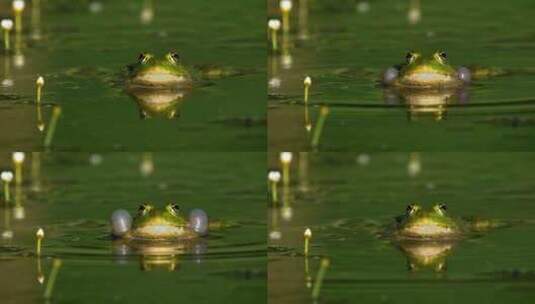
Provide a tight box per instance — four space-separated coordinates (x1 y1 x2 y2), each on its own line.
383 67 399 85
111 209 132 237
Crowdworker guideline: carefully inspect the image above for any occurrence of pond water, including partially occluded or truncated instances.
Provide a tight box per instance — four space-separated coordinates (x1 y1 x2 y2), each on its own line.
0 0 265 151
268 0 535 151
0 152 266 303
268 152 535 304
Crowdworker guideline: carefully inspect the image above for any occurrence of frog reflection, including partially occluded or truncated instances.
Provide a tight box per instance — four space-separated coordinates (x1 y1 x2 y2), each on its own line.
127 88 185 119
397 240 454 272
112 236 206 271
383 86 469 121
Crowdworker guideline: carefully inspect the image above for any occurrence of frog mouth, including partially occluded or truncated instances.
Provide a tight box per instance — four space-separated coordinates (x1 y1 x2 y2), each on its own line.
401 72 455 86
134 72 188 86
402 223 455 238
134 224 187 238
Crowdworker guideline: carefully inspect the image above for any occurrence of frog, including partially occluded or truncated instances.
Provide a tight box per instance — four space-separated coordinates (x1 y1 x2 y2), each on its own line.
125 51 250 90
126 52 193 89
382 51 472 89
389 203 502 240
385 203 505 272
110 203 208 241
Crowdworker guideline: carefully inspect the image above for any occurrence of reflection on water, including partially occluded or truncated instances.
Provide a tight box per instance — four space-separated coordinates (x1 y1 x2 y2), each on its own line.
384 87 469 121
112 238 206 271
397 240 453 272
268 152 535 304
127 88 186 119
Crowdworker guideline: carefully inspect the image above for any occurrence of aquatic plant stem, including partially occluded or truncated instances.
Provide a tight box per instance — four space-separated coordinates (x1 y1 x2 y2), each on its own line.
271 29 278 51
3 29 10 51
3 182 10 203
14 13 22 35
304 77 312 132
44 106 62 148
37 257 44 284
36 76 44 104
282 12 290 34
13 1 25 34
12 152 25 186
312 258 330 300
271 181 278 205
311 106 329 148
31 152 42 192
14 166 22 187
305 256 312 288
280 0 292 34
304 228 312 256
36 103 45 132
43 258 62 300
280 152 292 187
36 228 44 256
304 76 311 104
31 0 41 40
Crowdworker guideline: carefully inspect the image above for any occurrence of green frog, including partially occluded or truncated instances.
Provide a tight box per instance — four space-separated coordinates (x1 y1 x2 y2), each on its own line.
386 203 505 272
110 204 237 271
389 203 500 240
125 51 248 90
382 51 471 88
111 203 207 241
391 203 462 240
126 52 193 89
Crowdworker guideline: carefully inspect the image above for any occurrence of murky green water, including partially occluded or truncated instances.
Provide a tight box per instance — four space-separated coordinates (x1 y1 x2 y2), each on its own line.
0 152 265 303
268 152 535 304
1 0 265 151
268 0 535 151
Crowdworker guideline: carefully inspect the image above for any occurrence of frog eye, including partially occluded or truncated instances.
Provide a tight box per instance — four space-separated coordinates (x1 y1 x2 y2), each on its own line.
138 203 152 215
405 52 419 64
166 52 180 64
406 52 414 63
138 53 152 64
434 203 447 216
434 51 447 64
166 203 180 216
406 204 420 216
